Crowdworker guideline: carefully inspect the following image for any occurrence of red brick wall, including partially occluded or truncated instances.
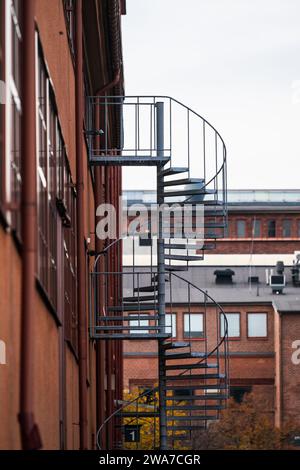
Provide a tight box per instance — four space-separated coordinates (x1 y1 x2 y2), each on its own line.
211 212 300 254
278 312 300 427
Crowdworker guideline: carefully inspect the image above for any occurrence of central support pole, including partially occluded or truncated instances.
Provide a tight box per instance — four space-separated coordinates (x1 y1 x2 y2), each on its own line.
156 102 167 450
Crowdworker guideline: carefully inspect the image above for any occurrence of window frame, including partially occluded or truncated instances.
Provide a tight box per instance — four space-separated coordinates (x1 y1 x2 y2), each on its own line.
267 219 276 238
246 312 268 339
2 0 22 236
129 314 149 335
165 312 177 339
282 218 292 238
252 218 261 238
183 312 205 340
36 35 78 354
236 219 246 238
0 0 5 217
220 312 241 340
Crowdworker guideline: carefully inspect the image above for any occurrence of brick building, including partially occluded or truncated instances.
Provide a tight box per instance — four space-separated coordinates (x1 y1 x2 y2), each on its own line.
0 0 126 450
123 189 300 430
123 264 300 430
123 189 300 266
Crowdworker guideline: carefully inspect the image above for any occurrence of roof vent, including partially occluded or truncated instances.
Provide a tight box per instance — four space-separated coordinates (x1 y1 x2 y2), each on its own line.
276 261 284 275
214 269 235 284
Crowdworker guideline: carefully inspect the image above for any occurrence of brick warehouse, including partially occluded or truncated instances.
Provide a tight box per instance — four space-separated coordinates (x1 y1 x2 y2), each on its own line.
0 0 126 449
123 189 300 432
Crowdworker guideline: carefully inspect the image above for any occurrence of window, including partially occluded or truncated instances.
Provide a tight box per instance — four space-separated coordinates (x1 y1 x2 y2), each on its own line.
173 388 193 401
63 0 75 60
282 219 292 237
139 236 152 247
5 0 22 235
236 220 246 238
183 313 204 338
230 386 252 403
0 0 4 207
165 313 176 338
220 313 240 338
253 219 261 238
247 313 267 338
37 48 57 304
64 162 77 351
267 220 276 237
129 315 149 335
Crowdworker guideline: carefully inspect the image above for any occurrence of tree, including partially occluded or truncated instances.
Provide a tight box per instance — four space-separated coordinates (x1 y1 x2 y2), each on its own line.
122 388 190 450
193 392 299 450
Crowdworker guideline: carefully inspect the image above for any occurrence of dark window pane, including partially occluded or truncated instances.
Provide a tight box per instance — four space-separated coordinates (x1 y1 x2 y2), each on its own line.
267 220 276 237
230 386 252 403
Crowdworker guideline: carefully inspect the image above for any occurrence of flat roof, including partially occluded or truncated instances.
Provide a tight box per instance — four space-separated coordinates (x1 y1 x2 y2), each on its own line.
123 189 300 208
123 265 300 309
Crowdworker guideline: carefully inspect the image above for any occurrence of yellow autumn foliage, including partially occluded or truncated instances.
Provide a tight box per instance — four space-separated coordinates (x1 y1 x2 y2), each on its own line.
122 387 191 450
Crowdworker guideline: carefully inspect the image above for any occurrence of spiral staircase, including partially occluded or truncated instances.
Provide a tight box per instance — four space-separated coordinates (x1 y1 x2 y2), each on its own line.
87 96 229 449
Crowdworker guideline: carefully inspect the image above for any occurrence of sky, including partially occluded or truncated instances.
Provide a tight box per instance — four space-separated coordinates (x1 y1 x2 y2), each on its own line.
121 0 300 190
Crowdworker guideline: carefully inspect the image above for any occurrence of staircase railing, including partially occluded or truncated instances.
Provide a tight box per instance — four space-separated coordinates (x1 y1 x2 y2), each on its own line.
94 267 229 449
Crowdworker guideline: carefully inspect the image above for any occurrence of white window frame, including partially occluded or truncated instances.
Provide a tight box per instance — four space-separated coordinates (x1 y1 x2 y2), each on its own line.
165 313 177 338
220 313 240 338
247 313 267 338
183 313 204 339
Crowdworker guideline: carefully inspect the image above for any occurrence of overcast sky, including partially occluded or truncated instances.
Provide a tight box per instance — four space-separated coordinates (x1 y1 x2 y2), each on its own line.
121 0 300 190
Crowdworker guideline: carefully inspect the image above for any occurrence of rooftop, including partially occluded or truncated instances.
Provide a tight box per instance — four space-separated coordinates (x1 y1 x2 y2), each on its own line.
123 265 300 311
123 189 300 208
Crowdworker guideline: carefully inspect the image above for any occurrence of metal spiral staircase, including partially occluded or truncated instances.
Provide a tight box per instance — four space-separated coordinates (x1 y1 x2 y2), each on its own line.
87 96 229 449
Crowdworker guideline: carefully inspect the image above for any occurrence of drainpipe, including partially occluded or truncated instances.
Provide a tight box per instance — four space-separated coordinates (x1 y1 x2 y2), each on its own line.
75 0 88 449
18 0 42 450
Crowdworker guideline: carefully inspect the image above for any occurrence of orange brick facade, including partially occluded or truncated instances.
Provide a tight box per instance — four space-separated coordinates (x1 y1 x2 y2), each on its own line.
124 301 300 429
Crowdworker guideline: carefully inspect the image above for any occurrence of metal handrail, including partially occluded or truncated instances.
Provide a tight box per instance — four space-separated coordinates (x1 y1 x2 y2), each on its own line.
95 271 229 449
87 95 227 191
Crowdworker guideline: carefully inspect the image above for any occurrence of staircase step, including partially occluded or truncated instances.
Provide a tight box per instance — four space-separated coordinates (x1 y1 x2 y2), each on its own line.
165 254 203 261
97 315 159 321
164 243 207 250
166 404 224 411
163 178 204 187
95 325 162 331
133 285 158 293
162 341 190 350
164 384 228 391
165 352 206 360
185 197 223 206
166 415 218 421
165 373 225 381
123 295 157 303
164 188 217 197
90 156 170 166
108 305 159 312
161 167 188 177
92 333 170 340
165 363 218 370
165 265 189 272
166 394 228 401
